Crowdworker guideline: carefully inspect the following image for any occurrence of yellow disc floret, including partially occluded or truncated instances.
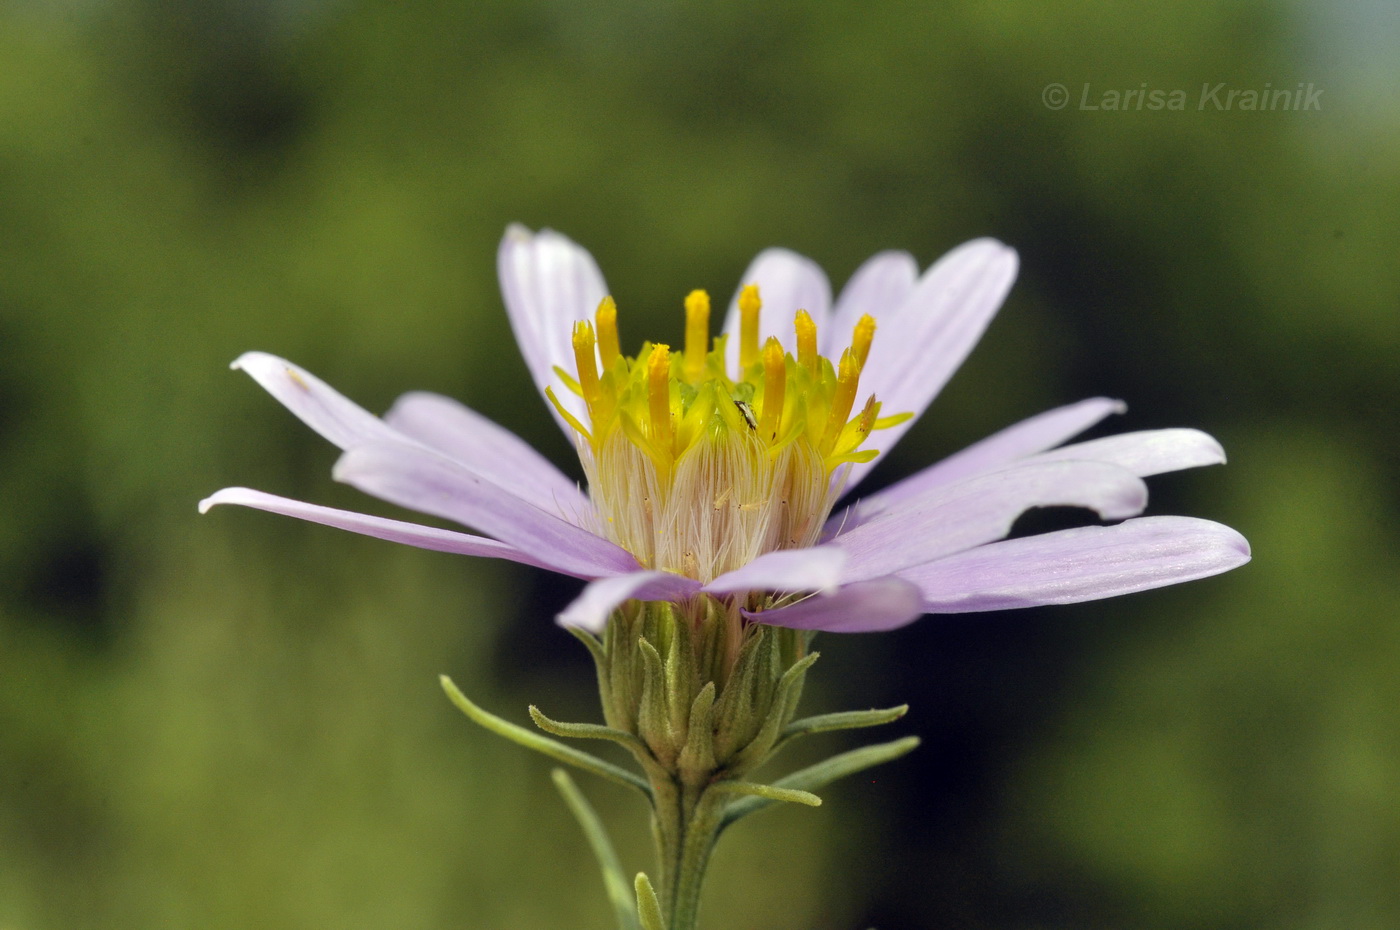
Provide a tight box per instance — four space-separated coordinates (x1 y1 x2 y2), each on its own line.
552 287 904 583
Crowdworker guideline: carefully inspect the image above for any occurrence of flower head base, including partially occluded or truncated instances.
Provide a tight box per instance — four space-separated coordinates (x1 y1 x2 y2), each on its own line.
557 286 905 584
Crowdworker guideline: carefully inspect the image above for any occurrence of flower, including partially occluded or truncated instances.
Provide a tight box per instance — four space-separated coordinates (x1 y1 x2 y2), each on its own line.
201 225 1249 633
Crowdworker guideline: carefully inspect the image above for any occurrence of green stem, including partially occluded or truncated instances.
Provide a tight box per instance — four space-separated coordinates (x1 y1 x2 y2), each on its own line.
650 775 728 930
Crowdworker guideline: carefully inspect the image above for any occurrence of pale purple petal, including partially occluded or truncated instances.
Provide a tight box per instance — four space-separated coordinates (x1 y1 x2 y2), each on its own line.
557 571 703 633
198 487 572 575
333 443 637 578
902 516 1250 612
498 225 608 431
747 578 925 633
846 238 1019 490
1026 428 1225 477
232 352 406 450
831 460 1149 583
721 248 832 373
845 397 1127 523
823 251 918 357
703 546 847 596
384 391 590 518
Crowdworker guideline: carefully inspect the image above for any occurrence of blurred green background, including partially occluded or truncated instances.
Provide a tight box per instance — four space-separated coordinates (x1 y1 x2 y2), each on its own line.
2 0 1398 927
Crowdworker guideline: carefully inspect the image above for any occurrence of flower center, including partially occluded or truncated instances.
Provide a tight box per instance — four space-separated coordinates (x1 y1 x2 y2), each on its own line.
549 285 905 582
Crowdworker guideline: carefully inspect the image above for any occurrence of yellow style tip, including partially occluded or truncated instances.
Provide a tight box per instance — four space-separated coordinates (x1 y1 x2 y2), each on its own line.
595 296 620 368
739 284 762 371
851 314 876 369
684 290 711 381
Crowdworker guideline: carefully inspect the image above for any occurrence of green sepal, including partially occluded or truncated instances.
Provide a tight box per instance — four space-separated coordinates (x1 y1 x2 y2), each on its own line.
635 637 675 765
439 675 650 797
635 872 665 930
718 734 921 832
726 651 820 773
551 769 640 930
710 779 822 808
663 613 694 741
676 681 717 776
709 630 766 760
528 705 651 756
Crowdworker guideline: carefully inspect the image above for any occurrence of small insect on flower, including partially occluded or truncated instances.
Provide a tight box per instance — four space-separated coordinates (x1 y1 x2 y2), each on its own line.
202 225 1249 634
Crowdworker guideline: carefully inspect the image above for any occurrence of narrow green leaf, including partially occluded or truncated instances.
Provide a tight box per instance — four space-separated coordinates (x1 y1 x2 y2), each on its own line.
529 705 651 755
780 705 908 742
635 872 665 930
439 675 649 796
710 779 822 807
719 735 921 831
551 769 640 930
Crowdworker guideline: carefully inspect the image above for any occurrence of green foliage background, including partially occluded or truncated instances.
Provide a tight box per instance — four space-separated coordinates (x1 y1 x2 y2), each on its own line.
2 1 1397 927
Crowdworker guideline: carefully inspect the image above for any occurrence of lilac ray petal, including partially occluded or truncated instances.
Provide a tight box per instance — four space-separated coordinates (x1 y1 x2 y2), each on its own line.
831 460 1149 583
198 487 575 575
384 390 589 518
843 397 1127 524
902 516 1251 612
720 248 832 372
333 442 637 578
498 225 608 431
845 239 1019 491
557 571 703 633
233 352 407 451
1026 428 1225 477
747 578 925 633
703 546 848 596
823 250 918 357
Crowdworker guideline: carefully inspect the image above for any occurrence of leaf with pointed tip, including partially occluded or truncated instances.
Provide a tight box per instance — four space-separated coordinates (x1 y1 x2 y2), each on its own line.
719 735 921 831
778 705 909 749
635 873 664 930
551 769 640 930
711 779 822 807
440 675 649 796
528 706 650 755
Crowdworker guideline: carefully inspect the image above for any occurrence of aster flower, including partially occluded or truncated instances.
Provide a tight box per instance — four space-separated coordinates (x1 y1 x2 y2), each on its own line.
201 225 1249 635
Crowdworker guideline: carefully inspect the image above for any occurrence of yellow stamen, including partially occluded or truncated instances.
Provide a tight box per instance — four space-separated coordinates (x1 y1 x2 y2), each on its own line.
819 349 861 456
851 314 876 370
596 296 620 369
646 344 673 454
738 284 762 372
572 321 601 412
794 309 818 378
759 337 786 438
684 290 710 382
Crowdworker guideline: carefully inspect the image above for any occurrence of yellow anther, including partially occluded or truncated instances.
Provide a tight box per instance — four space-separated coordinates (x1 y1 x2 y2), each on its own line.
851 314 876 370
738 284 762 372
572 321 600 410
794 309 818 378
819 349 862 456
595 296 620 370
684 289 710 382
759 337 786 439
646 344 673 454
